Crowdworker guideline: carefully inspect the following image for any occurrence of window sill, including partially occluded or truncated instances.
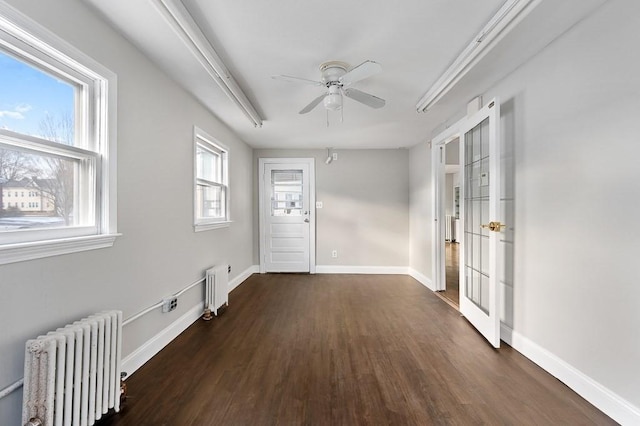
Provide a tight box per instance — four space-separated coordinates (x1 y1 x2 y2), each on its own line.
0 233 121 265
194 221 231 232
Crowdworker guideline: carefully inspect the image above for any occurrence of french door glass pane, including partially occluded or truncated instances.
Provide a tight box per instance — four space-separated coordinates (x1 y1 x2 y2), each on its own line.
271 170 303 216
464 117 490 313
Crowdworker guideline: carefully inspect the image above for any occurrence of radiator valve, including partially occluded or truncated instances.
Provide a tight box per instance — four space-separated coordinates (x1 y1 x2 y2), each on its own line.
120 371 128 405
202 308 213 321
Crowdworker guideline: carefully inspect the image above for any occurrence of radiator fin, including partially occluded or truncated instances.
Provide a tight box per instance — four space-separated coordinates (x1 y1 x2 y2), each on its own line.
205 265 229 316
22 311 122 426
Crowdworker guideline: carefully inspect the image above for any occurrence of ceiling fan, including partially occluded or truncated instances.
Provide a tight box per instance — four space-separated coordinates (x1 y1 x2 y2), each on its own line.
272 60 386 115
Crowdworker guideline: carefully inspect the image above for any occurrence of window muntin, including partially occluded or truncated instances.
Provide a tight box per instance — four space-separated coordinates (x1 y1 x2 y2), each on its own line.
194 128 229 229
0 3 117 263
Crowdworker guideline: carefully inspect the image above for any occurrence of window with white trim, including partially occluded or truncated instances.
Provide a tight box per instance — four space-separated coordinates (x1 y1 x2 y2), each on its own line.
194 127 229 231
0 4 117 265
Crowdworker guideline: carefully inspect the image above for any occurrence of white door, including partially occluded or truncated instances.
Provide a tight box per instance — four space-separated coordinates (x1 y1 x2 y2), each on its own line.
259 158 315 273
459 99 502 348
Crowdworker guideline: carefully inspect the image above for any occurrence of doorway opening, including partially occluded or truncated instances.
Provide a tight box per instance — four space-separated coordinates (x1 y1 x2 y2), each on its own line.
438 137 461 308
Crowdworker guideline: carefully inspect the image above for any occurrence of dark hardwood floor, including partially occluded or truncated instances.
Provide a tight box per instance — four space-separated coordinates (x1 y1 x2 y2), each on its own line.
439 242 460 307
102 274 616 425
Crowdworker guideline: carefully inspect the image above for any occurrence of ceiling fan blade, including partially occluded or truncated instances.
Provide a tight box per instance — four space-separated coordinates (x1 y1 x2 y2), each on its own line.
299 94 326 114
272 75 323 86
343 88 385 109
339 60 382 86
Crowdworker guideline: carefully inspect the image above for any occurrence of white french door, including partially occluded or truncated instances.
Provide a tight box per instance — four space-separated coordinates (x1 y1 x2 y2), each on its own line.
459 99 502 348
259 158 316 273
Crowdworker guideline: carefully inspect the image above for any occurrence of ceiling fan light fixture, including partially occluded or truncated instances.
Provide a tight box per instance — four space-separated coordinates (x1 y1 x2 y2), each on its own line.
323 93 342 111
323 85 342 111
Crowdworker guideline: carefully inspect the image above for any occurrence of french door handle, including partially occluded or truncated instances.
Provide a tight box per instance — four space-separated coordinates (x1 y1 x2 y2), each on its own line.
481 221 506 232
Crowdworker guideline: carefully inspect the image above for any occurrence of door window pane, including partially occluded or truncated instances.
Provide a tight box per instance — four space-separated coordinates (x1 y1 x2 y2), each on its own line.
271 170 303 216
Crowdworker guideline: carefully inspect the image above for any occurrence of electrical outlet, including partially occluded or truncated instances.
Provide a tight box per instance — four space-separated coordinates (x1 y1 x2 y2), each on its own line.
332 250 338 258
228 265 231 274
316 201 323 209
162 297 178 313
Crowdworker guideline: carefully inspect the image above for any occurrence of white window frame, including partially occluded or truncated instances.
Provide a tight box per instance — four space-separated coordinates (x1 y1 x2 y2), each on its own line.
193 126 230 232
0 2 118 265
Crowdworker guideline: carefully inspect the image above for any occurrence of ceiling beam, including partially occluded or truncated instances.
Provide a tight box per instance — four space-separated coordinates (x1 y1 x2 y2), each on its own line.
151 0 263 127
416 0 541 113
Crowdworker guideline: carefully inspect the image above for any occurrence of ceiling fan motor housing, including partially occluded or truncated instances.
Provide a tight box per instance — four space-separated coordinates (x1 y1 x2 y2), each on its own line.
319 61 349 85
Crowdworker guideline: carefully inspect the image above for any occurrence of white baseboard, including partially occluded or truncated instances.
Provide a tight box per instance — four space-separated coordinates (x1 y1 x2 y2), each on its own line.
408 268 435 291
121 265 256 379
229 264 258 292
316 265 409 274
501 324 640 425
122 302 203 378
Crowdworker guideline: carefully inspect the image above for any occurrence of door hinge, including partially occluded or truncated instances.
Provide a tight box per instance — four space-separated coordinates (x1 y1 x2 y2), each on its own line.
489 101 495 108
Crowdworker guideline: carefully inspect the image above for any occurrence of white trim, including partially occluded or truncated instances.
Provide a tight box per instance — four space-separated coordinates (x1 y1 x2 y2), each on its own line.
408 268 436 291
501 324 640 425
0 233 119 265
229 264 258 292
193 126 230 229
431 117 465 293
316 265 409 275
121 266 255 378
0 1 119 262
122 302 203 378
194 221 231 232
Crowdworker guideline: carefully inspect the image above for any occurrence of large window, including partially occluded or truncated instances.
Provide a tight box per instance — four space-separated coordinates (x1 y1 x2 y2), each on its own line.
0 4 117 264
194 127 229 231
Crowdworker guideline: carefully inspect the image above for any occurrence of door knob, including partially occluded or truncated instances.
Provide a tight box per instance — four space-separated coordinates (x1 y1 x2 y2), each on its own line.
304 218 310 223
481 221 506 232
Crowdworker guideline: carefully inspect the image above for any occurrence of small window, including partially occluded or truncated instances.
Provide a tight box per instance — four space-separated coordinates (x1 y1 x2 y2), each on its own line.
193 127 229 231
0 3 118 264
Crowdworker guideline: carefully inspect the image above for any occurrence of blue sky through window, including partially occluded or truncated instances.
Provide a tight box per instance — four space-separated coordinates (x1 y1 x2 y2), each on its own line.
0 50 74 140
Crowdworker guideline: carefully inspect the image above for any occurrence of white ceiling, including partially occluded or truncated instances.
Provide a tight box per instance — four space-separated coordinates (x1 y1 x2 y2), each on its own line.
82 0 607 149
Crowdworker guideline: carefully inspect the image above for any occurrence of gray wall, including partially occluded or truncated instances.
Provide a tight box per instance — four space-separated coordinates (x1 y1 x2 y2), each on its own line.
410 0 640 410
0 1 254 423
408 141 432 279
254 149 409 267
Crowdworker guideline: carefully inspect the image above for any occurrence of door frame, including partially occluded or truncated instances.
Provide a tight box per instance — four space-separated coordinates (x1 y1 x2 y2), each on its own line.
431 118 465 293
258 158 316 274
